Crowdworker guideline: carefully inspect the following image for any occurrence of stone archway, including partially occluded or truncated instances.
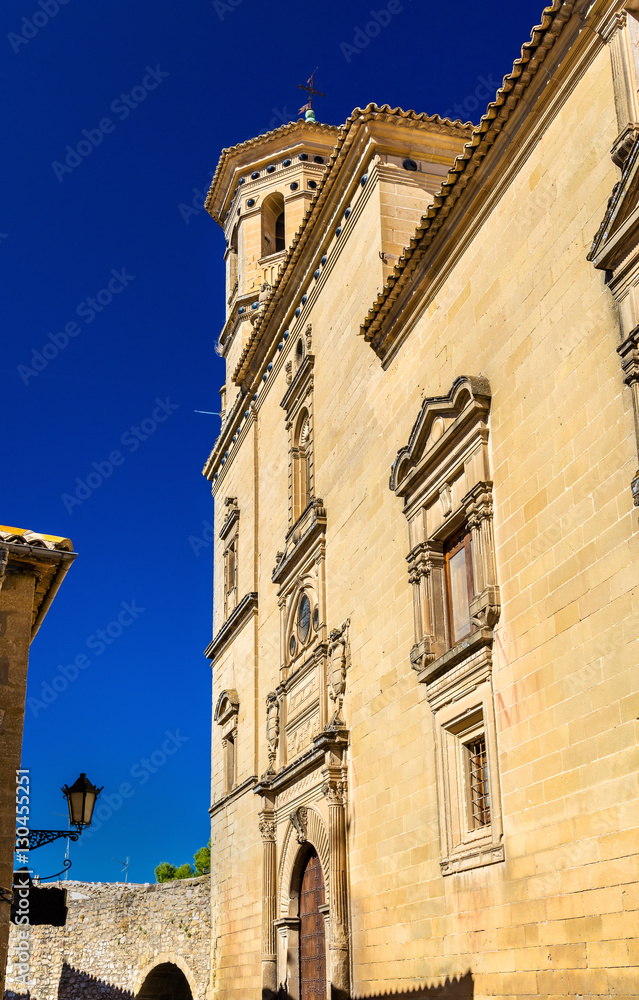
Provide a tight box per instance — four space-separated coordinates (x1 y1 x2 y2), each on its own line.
136 962 193 1000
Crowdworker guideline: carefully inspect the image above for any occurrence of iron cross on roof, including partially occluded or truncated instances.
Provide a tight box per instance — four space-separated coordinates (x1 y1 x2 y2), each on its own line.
298 69 325 116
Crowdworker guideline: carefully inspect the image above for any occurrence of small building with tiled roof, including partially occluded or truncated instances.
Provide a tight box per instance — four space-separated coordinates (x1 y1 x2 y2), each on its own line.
0 525 76 992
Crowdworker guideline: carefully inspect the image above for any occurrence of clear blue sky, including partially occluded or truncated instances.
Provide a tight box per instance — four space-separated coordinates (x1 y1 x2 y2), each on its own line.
3 0 544 883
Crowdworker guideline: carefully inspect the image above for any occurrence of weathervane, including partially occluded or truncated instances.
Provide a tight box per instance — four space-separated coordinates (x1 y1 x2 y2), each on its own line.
298 69 325 122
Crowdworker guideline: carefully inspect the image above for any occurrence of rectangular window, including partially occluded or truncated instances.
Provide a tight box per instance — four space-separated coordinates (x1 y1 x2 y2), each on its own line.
444 532 473 646
224 539 237 618
466 735 490 828
224 734 235 792
435 688 504 874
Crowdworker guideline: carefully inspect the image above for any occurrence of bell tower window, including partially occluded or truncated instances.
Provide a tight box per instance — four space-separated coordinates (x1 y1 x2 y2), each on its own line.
275 210 285 252
262 192 285 257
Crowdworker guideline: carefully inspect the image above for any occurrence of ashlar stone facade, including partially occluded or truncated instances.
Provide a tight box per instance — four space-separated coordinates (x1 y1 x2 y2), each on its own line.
201 2 639 998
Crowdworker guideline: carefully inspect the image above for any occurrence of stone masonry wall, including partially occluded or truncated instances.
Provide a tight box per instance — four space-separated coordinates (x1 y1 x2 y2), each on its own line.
3 875 210 999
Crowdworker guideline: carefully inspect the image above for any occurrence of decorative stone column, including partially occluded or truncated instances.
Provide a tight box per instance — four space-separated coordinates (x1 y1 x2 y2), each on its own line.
465 481 501 627
407 540 445 671
321 769 350 999
259 811 277 995
618 328 639 505
600 9 639 166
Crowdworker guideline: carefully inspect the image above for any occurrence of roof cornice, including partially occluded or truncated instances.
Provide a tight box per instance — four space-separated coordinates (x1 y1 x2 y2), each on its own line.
230 107 473 387
359 0 614 362
206 119 341 227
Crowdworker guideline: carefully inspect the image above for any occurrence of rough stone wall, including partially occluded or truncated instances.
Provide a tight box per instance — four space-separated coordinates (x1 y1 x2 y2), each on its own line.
3 876 210 999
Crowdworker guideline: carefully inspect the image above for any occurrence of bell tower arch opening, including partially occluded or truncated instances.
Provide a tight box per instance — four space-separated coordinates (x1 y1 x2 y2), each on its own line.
262 191 286 257
136 961 193 1000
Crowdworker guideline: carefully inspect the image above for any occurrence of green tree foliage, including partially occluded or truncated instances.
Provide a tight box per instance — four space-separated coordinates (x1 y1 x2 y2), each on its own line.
154 862 177 883
194 839 211 875
174 863 195 879
154 838 211 882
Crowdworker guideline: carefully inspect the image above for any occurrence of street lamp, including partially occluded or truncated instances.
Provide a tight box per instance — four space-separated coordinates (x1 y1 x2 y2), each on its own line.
62 773 102 832
17 773 103 850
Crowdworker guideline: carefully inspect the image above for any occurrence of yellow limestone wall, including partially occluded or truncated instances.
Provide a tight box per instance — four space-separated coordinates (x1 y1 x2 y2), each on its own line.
207 42 639 1000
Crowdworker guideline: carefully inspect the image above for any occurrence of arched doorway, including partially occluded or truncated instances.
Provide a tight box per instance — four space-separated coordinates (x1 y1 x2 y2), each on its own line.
299 848 326 1000
136 962 193 1000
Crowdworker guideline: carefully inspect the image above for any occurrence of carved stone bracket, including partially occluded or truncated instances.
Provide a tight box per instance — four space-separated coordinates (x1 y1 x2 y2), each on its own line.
289 806 308 843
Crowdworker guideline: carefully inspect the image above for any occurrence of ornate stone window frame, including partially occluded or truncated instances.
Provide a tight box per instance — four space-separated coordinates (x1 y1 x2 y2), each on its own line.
219 497 239 619
282 324 314 528
600 4 639 167
391 375 504 874
432 679 504 875
214 689 239 793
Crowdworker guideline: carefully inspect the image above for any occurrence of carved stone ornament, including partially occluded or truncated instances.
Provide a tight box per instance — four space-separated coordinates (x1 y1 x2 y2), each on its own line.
265 691 280 774
327 619 350 726
285 360 293 386
305 323 313 352
289 806 308 843
259 816 276 842
439 482 452 518
322 777 346 806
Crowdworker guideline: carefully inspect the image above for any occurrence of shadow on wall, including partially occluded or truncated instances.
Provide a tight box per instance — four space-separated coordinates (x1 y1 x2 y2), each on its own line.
5 992 30 1000
57 963 134 998
263 972 474 1000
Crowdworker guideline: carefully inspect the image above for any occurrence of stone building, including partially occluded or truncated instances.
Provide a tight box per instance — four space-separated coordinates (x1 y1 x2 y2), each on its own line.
0 527 76 994
202 1 639 997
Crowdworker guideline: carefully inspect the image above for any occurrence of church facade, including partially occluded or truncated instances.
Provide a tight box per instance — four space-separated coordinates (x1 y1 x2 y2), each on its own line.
202 2 639 997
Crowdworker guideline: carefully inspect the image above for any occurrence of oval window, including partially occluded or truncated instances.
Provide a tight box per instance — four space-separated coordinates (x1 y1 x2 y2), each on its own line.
297 594 311 644
289 633 297 658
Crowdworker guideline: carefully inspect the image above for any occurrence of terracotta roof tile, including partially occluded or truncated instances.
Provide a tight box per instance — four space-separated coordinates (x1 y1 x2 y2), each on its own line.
361 0 572 345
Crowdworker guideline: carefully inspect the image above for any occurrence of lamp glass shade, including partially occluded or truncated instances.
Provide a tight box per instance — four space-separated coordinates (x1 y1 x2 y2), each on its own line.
62 774 102 830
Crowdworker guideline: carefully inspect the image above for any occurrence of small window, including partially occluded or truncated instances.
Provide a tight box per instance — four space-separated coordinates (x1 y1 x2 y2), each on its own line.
224 538 237 618
224 733 236 792
444 532 473 646
275 211 285 252
436 690 504 874
466 735 490 828
297 594 311 643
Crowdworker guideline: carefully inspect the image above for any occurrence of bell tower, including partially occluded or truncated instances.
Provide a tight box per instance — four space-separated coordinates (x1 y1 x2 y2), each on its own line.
206 115 340 414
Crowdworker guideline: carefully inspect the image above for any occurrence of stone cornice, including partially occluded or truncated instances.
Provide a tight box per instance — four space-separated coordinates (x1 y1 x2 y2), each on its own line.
204 592 257 662
209 775 258 816
360 0 611 365
254 727 348 799
231 110 472 387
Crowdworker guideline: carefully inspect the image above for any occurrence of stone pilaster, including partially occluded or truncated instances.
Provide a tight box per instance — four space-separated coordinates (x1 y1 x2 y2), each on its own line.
259 812 277 994
321 770 349 998
465 481 501 627
618 326 639 504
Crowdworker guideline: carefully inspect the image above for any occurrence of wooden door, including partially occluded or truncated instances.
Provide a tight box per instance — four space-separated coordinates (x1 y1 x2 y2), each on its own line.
299 848 326 1000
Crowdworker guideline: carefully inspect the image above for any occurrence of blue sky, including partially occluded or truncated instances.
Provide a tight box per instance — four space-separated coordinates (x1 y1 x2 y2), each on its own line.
3 0 545 883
